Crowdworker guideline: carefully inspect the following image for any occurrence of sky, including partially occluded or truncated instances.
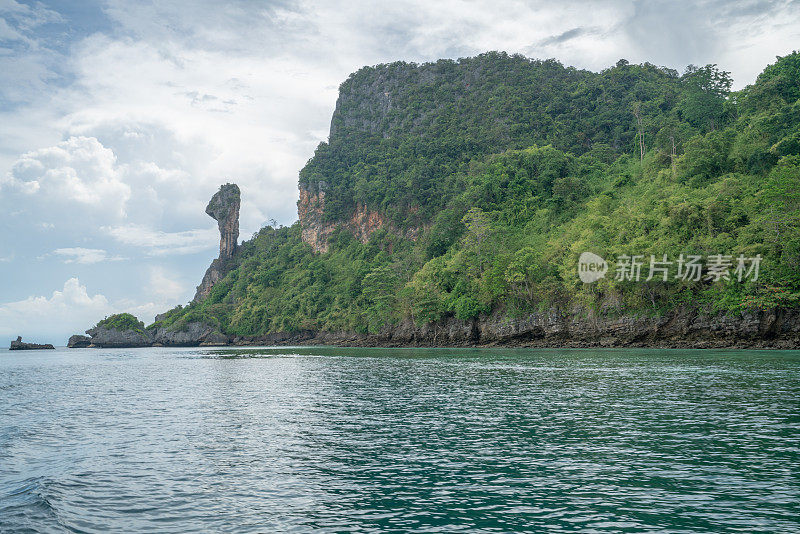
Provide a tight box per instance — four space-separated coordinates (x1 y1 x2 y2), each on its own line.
1 0 798 345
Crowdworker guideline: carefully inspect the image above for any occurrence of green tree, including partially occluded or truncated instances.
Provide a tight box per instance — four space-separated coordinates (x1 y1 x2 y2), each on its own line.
679 64 732 131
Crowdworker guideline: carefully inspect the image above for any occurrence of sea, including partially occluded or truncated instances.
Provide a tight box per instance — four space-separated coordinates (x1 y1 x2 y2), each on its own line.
1 346 799 532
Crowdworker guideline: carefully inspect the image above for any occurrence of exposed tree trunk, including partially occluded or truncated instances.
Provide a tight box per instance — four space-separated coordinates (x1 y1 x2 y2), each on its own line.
670 136 677 176
633 102 645 163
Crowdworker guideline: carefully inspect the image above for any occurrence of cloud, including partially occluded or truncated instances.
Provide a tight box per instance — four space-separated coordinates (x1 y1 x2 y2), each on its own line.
0 276 186 344
3 136 131 217
0 0 67 108
537 27 604 47
104 224 218 256
51 247 125 264
0 277 110 340
0 0 64 33
149 266 185 300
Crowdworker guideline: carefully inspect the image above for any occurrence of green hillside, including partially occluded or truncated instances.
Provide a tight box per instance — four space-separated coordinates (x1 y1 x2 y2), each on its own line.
152 51 800 336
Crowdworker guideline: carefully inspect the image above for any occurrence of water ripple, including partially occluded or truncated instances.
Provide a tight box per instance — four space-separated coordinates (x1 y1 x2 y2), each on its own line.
1 347 799 532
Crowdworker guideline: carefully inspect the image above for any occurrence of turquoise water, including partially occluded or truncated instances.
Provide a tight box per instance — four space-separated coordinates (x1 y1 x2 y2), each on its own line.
1 347 799 533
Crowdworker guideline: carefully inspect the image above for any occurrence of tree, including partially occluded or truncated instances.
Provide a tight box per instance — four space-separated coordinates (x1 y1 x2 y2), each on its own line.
461 207 492 257
361 265 399 332
679 64 732 131
504 247 543 303
632 101 645 162
761 155 800 246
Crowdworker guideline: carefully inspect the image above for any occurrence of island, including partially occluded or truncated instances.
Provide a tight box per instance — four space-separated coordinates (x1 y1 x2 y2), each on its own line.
71 52 800 350
10 337 54 350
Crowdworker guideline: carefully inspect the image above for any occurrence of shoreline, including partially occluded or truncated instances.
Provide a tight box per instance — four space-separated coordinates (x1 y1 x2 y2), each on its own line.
68 306 800 351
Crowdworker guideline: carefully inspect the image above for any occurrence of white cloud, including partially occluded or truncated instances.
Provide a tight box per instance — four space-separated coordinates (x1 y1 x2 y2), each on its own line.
51 247 125 264
0 0 64 32
59 33 332 227
0 0 66 104
0 277 111 340
0 277 185 344
104 224 218 256
149 266 185 300
3 136 131 217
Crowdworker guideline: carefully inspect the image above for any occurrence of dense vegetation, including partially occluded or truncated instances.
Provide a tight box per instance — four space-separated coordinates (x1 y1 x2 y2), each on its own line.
96 313 146 334
152 52 800 336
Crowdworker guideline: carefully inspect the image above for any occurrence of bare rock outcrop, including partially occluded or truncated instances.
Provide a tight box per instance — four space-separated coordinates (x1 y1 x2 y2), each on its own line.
298 183 423 253
83 326 153 348
150 322 230 346
67 334 91 348
72 322 229 349
194 183 241 301
9 336 54 350
324 307 800 349
206 183 240 258
298 184 330 253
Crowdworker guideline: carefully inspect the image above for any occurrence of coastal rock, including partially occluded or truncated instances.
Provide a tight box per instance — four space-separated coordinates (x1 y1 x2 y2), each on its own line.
67 335 92 348
194 183 241 302
84 326 153 348
150 322 230 346
193 257 230 302
9 336 55 350
78 321 231 348
258 306 800 349
401 307 800 348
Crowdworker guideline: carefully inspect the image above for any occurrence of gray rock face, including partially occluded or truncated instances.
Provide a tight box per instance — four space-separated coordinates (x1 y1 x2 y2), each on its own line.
9 336 55 350
302 307 800 349
194 183 240 302
84 327 153 348
206 183 240 259
78 322 230 348
150 322 230 346
67 335 92 348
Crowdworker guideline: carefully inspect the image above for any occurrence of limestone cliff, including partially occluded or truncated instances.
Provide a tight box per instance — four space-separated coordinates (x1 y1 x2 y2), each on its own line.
298 183 422 253
67 335 91 348
206 183 240 258
79 322 229 348
297 184 329 253
194 183 241 301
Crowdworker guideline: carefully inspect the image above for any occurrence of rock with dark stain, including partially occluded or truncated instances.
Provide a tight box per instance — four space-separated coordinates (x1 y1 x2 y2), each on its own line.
67 334 92 348
10 336 54 350
83 327 153 348
149 322 230 346
194 183 240 302
206 183 240 259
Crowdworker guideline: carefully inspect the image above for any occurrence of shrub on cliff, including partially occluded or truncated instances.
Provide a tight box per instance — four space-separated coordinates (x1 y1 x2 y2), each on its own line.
96 313 146 334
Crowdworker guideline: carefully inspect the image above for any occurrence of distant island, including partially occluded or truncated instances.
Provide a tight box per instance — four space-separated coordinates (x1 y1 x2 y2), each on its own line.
10 337 54 350
72 52 800 349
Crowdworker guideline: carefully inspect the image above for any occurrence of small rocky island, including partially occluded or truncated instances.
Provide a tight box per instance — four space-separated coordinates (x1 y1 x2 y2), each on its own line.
10 336 54 350
72 312 228 348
